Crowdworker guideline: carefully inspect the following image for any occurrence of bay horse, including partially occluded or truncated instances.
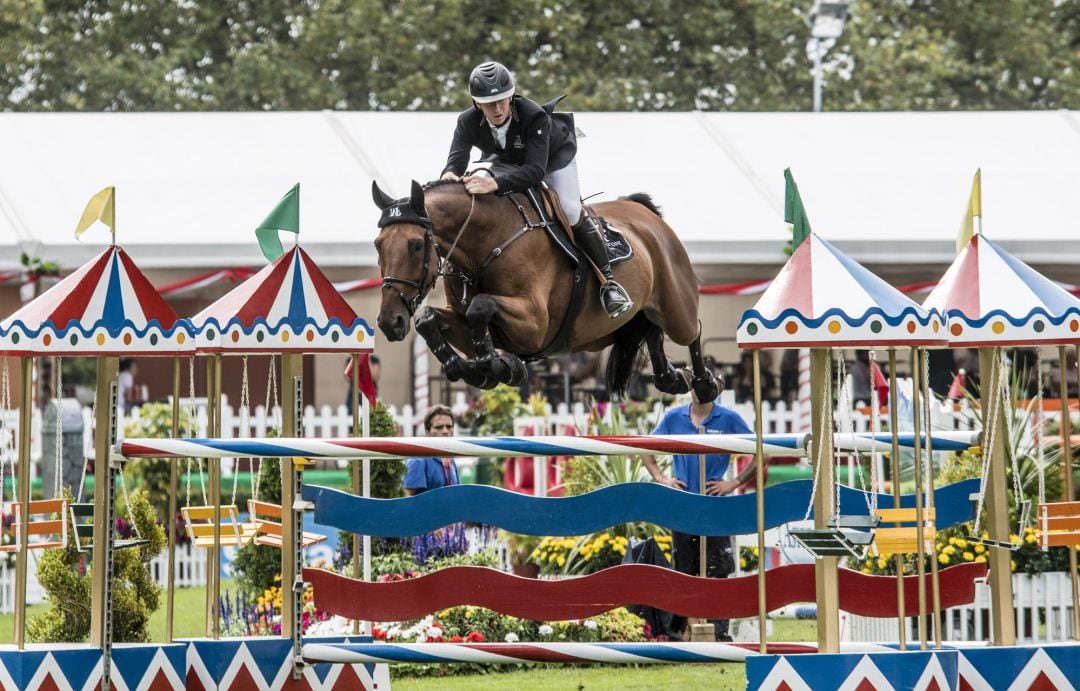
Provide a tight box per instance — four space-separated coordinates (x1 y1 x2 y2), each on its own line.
371 179 719 401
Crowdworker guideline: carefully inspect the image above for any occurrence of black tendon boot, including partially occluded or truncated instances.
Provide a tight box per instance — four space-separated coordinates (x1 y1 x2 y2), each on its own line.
573 215 633 319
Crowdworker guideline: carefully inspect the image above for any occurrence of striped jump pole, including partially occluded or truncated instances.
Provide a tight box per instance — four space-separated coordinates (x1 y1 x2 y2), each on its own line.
119 433 811 460
302 641 917 666
118 431 979 460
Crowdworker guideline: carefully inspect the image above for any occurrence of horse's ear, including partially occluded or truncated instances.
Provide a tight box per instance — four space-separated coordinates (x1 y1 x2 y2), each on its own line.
371 180 396 209
410 180 426 214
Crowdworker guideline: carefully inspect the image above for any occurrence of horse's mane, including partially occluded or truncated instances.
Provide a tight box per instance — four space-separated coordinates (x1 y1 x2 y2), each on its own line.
422 178 464 191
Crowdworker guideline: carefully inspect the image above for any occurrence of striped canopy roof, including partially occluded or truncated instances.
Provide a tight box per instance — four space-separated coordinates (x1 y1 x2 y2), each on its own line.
737 233 946 348
0 245 191 355
191 245 374 353
923 234 1080 346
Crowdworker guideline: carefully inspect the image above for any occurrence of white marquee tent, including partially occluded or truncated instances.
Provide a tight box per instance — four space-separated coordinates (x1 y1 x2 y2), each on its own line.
2 110 1080 273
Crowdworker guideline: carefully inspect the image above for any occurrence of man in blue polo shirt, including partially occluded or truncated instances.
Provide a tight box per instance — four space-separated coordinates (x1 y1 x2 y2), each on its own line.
403 405 459 495
641 385 755 642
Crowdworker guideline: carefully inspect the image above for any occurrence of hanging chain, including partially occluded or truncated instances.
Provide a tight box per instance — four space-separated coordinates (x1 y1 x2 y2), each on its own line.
1035 350 1046 506
117 462 142 539
973 350 1005 537
867 350 880 512
921 350 936 517
804 351 832 522
1 358 10 508
233 355 250 506
80 396 95 503
267 355 280 434
53 357 63 496
834 350 845 520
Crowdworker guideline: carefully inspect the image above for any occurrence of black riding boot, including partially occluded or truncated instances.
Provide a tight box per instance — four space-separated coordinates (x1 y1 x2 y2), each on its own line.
573 215 633 319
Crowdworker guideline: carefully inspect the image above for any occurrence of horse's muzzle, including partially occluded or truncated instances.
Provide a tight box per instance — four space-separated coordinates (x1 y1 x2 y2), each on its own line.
377 312 410 341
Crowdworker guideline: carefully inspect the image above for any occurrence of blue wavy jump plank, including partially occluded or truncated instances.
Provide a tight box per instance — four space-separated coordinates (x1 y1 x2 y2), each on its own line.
303 478 979 537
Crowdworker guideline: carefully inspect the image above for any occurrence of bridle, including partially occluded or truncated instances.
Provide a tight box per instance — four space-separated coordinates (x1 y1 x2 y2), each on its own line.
380 193 477 317
380 216 436 318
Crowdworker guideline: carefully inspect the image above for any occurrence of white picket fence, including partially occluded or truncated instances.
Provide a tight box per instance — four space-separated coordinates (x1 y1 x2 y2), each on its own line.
844 572 1077 644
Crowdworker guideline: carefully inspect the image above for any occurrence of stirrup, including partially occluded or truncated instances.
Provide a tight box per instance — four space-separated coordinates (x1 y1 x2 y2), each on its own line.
601 281 634 319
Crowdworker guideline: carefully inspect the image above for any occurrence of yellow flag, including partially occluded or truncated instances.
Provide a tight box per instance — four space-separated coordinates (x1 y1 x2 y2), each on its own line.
956 169 981 254
74 186 116 240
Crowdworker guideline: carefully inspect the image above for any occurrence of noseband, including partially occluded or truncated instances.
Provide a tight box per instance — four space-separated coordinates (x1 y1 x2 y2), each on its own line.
381 218 435 318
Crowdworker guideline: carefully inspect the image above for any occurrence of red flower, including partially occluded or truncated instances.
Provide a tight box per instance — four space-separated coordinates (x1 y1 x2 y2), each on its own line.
466 631 484 642
450 635 464 643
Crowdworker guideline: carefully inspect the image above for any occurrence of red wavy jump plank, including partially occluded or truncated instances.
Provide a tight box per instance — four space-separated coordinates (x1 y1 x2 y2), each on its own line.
305 562 986 622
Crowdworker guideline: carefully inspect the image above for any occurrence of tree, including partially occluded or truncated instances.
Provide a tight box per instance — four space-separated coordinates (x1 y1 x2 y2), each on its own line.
28 489 166 642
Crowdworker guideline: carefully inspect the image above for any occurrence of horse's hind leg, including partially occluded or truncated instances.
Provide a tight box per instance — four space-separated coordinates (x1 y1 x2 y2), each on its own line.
644 324 692 395
687 325 721 402
466 295 528 387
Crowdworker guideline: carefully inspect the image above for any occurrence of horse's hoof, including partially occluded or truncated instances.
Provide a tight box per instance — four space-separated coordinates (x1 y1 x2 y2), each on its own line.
443 359 464 382
492 355 528 387
654 365 691 395
692 372 721 403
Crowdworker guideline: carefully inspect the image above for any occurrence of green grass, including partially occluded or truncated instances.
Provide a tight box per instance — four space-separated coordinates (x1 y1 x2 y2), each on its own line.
391 665 747 690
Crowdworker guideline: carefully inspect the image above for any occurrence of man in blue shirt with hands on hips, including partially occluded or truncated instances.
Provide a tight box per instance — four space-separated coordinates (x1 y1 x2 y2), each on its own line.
403 405 460 496
641 384 756 642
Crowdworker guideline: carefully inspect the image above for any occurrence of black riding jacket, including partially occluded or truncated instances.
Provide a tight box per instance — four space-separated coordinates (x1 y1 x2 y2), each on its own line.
442 95 577 194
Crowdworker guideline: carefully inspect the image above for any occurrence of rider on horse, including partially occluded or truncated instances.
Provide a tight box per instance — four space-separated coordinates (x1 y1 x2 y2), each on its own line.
440 60 634 320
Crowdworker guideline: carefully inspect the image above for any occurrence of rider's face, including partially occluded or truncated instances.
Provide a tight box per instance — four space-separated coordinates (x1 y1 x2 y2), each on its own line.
478 97 512 126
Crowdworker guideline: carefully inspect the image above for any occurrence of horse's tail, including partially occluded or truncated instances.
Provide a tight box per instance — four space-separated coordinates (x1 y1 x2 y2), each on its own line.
618 193 663 218
606 312 657 398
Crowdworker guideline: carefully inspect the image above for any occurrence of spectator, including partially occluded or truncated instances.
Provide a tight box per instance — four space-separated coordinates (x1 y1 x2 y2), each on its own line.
403 405 459 496
117 358 138 414
640 380 754 641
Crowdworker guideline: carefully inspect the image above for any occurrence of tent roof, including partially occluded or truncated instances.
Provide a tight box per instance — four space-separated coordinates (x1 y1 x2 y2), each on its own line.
924 234 1080 346
737 233 945 348
191 246 374 353
2 110 1080 272
0 244 191 355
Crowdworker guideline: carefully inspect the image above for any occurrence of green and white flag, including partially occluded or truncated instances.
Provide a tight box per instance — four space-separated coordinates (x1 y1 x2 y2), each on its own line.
784 168 813 251
256 183 300 262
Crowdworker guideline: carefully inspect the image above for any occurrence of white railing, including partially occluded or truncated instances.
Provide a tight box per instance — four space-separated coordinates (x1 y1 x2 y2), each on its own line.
843 572 1077 643
0 553 45 614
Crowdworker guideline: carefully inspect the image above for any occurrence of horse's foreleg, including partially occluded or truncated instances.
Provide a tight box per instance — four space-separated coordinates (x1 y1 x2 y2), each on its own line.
465 295 528 387
687 325 721 402
415 306 496 389
644 323 691 395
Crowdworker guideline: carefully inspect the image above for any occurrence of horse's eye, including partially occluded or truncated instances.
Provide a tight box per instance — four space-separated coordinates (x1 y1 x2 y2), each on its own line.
408 239 424 254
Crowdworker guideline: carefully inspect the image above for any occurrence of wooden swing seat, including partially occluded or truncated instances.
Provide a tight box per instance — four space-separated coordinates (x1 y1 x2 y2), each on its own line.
181 504 256 548
789 515 878 558
0 499 68 552
69 503 150 552
872 507 936 555
1037 501 1080 548
247 500 327 549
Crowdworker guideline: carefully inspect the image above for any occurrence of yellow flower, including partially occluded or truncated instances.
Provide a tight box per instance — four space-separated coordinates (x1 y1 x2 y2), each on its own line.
465 610 473 620
974 544 985 554
975 555 986 563
943 545 956 555
948 537 958 546
877 558 887 569
963 551 974 561
939 554 951 564
557 555 566 567
1011 560 1017 571
740 559 748 569
955 538 968 549
862 568 871 574
1025 534 1037 544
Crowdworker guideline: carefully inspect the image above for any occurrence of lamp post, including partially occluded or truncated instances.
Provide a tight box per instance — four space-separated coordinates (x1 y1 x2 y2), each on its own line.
807 0 852 112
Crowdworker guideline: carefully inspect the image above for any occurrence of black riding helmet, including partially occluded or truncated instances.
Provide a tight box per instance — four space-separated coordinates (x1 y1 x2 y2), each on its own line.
469 61 515 103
